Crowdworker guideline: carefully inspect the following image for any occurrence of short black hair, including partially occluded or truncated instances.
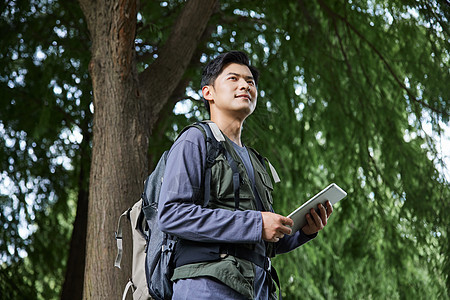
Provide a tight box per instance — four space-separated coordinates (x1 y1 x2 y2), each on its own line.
201 51 259 115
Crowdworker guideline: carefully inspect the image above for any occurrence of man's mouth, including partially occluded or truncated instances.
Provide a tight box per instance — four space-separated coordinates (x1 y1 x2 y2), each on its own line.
236 94 251 101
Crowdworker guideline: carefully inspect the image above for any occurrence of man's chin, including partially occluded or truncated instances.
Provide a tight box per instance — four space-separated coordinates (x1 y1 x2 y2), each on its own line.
233 106 255 118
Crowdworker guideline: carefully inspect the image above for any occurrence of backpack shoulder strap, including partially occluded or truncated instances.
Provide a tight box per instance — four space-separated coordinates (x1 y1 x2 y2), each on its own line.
199 122 241 210
176 122 224 207
175 121 224 142
176 121 242 210
195 122 225 207
177 121 225 142
203 121 226 142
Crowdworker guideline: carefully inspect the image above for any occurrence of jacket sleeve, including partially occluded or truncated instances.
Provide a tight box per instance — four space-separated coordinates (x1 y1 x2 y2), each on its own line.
274 229 317 255
158 127 263 244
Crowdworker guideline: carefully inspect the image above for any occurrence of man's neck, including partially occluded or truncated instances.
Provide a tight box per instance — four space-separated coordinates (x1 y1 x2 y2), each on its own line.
210 114 244 146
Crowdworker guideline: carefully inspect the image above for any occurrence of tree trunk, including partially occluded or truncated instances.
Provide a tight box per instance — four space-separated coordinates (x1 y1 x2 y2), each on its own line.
78 0 217 298
60 119 91 300
60 178 88 300
79 0 145 298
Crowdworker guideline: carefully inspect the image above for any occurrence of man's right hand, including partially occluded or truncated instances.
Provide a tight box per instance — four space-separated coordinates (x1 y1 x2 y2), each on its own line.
261 212 293 242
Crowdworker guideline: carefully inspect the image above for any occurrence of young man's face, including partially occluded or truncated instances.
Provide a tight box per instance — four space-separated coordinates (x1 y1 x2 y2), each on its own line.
202 63 258 120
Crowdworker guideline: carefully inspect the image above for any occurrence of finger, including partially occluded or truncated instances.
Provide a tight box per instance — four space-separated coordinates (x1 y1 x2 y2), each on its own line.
318 204 327 226
310 208 323 228
279 226 292 235
326 200 333 217
281 216 294 227
306 213 316 228
318 204 327 224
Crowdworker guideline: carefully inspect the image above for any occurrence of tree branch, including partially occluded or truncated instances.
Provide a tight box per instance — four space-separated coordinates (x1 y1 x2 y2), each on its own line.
421 0 450 38
317 0 449 118
138 0 218 134
297 0 319 28
333 19 353 75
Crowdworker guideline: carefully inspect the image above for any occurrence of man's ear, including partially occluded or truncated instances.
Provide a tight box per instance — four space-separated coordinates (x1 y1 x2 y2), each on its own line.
202 85 214 101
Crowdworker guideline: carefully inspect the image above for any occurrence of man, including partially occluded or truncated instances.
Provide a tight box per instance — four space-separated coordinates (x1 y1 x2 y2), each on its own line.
158 51 332 299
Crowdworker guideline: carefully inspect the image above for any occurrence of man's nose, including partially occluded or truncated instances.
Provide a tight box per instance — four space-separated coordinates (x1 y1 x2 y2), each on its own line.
239 78 250 90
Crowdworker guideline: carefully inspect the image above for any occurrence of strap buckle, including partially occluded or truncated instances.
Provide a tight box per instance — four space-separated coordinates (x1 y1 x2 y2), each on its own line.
264 257 272 272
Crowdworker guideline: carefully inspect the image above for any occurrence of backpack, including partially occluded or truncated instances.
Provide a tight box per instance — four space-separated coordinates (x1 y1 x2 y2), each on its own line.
114 121 230 300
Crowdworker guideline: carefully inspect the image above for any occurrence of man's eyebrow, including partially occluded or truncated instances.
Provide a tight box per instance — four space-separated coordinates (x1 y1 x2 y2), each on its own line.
226 72 254 80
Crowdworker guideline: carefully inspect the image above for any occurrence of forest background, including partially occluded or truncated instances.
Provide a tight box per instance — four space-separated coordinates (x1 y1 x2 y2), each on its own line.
0 0 449 299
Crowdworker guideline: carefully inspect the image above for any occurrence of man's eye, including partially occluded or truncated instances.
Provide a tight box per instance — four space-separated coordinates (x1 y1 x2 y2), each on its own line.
248 81 255 85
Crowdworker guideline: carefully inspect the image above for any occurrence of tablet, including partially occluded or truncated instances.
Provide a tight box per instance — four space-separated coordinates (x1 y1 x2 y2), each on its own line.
287 183 347 235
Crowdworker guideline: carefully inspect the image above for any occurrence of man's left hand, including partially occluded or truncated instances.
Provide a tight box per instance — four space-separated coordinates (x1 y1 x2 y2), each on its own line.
301 200 333 235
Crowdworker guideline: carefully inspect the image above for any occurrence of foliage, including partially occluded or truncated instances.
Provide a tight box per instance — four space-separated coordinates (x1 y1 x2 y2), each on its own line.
0 0 91 298
241 1 448 298
0 0 448 299
166 0 450 298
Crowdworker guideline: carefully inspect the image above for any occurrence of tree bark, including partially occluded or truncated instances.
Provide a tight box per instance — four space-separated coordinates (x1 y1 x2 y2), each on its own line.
79 0 144 298
78 0 217 298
